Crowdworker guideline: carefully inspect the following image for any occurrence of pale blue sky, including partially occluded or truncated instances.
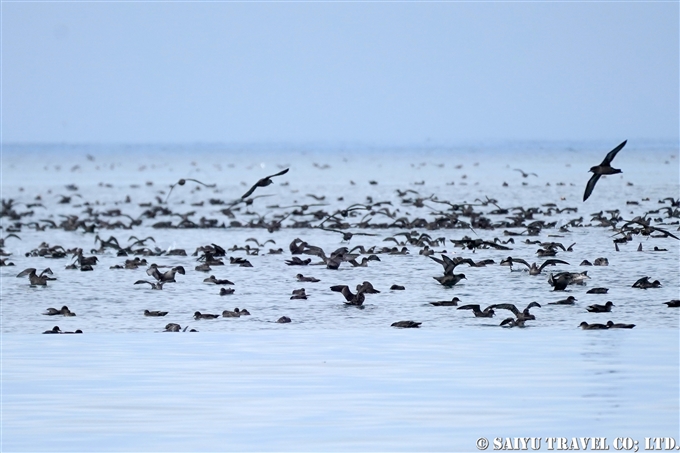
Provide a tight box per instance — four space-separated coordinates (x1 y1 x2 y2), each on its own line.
2 1 678 144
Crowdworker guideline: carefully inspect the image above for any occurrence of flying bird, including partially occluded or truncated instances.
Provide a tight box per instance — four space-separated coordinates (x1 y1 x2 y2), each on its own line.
583 140 627 202
514 169 538 178
165 178 216 203
241 168 290 199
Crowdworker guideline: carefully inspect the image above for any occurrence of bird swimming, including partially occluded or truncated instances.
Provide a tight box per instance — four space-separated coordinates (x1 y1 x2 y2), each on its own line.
579 322 609 330
606 321 635 329
586 301 615 313
144 310 168 317
194 311 220 319
548 296 577 305
429 297 461 306
391 321 422 328
203 275 234 285
583 140 627 201
43 306 75 316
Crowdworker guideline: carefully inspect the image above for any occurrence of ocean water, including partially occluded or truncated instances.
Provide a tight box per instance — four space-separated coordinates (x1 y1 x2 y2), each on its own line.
1 141 679 451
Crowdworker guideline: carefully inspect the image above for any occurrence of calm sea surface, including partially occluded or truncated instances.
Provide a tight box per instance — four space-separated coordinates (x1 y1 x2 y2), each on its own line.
1 141 679 451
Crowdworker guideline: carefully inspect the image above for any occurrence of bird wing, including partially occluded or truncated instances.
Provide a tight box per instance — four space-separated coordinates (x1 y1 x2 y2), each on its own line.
16 268 36 278
164 184 178 203
583 173 601 202
428 255 447 268
489 303 520 315
512 258 531 269
185 178 216 188
267 168 290 179
146 267 162 281
457 304 481 311
538 259 570 272
600 140 627 166
454 258 477 269
240 184 259 200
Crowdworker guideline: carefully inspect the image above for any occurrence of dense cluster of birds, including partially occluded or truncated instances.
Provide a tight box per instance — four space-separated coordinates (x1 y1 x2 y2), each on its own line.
1 141 679 334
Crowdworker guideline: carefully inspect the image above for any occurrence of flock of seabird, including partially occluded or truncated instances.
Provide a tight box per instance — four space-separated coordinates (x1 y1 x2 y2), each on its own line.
1 141 679 334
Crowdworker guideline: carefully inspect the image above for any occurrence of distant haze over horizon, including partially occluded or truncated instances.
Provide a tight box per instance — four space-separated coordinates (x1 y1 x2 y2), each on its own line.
2 2 678 144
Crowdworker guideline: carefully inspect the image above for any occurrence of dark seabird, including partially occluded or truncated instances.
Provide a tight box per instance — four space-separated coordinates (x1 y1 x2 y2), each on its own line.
330 285 366 306
500 317 526 328
606 321 635 329
43 326 62 334
583 140 627 201
220 288 235 296
194 311 220 319
276 316 292 323
357 281 380 294
632 276 662 289
147 265 185 282
586 301 615 313
195 263 212 272
222 309 240 318
320 227 377 242
429 255 475 275
587 287 609 294
296 274 320 282
290 288 307 300
490 302 541 320
391 321 422 328
514 169 538 178
144 310 168 317
43 306 75 316
165 178 216 203
549 271 589 290
593 257 609 266
235 308 250 316
390 284 405 290
664 300 680 307
579 322 609 330
17 268 56 286
548 296 577 305
457 304 495 318
433 273 467 287
134 280 165 290
164 323 182 332
286 257 311 266
430 297 461 306
241 168 290 199
203 275 234 285
500 257 569 275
